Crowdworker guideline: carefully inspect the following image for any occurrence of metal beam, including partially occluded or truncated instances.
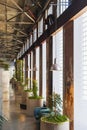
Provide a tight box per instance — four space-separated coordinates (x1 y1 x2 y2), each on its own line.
0 21 33 24
10 0 35 23
7 13 22 22
14 27 28 36
0 2 19 10
13 38 23 44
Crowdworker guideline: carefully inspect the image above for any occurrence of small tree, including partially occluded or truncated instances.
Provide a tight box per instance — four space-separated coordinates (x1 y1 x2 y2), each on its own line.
32 80 38 97
49 93 62 115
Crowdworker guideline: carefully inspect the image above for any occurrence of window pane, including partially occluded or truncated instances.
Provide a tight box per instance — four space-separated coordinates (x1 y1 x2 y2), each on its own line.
36 47 40 95
52 29 63 109
42 42 46 100
57 0 70 17
74 11 87 130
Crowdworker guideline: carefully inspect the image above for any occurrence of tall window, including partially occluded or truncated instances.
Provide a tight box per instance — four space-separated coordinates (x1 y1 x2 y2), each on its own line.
57 0 70 17
52 29 63 101
28 54 30 89
45 4 53 30
33 28 37 42
27 38 29 49
30 52 33 88
38 18 43 37
23 58 25 83
30 34 32 47
36 47 40 93
74 11 87 130
42 42 46 100
48 4 53 15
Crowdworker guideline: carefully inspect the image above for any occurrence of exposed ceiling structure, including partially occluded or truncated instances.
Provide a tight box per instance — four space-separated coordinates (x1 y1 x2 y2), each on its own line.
0 0 48 62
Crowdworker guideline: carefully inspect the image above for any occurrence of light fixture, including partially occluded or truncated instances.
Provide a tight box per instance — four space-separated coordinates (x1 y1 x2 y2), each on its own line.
50 58 61 71
33 64 38 71
25 66 31 71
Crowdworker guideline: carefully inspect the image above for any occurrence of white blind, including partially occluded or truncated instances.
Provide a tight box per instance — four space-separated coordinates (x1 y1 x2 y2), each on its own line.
28 54 30 88
74 11 87 130
33 28 37 42
81 12 87 100
38 18 43 37
53 29 63 100
30 34 32 47
57 0 70 17
30 52 33 88
36 47 40 93
42 42 46 100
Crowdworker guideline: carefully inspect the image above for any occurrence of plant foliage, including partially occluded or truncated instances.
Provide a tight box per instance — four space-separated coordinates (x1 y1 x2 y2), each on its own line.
41 114 69 124
0 115 7 129
41 93 69 123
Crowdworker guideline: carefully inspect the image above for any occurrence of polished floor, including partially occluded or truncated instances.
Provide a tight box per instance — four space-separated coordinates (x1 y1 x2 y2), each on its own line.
1 100 40 130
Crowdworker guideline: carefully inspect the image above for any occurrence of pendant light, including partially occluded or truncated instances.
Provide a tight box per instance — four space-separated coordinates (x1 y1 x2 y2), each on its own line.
50 58 59 71
33 64 38 71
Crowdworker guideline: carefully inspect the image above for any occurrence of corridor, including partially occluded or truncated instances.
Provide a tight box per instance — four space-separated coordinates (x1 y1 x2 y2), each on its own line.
1 101 40 130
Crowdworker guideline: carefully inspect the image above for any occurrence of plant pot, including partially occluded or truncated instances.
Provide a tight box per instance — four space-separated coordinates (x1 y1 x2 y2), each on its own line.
27 98 43 116
40 119 69 130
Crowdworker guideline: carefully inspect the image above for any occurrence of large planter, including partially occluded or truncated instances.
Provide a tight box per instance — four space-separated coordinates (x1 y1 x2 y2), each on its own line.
27 98 43 116
41 118 69 130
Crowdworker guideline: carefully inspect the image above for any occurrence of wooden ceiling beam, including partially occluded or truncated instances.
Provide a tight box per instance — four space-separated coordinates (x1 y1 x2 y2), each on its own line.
0 2 18 10
10 0 35 23
0 21 33 24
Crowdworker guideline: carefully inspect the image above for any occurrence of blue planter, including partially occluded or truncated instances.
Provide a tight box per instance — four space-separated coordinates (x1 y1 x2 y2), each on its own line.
34 107 50 120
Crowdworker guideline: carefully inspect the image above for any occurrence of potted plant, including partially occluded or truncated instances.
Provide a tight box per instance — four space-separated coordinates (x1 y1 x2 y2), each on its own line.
27 79 43 116
0 59 9 70
40 93 69 130
0 115 7 129
19 78 30 109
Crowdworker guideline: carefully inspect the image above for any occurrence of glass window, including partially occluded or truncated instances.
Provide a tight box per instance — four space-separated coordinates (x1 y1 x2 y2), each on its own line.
42 41 46 100
30 52 33 88
74 11 87 130
27 38 29 49
28 54 30 89
38 18 43 37
33 28 37 42
48 4 53 15
23 58 25 83
36 47 40 95
52 29 63 104
45 4 53 30
30 34 32 46
57 0 70 17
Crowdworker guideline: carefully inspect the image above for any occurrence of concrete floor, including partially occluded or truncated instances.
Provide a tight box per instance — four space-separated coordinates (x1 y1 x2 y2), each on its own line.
1 101 40 130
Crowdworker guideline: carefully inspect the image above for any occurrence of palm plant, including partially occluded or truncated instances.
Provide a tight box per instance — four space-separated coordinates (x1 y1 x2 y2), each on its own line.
42 93 68 123
0 115 6 129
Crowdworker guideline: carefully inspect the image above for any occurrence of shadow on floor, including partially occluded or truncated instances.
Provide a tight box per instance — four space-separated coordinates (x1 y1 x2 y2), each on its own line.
1 101 40 130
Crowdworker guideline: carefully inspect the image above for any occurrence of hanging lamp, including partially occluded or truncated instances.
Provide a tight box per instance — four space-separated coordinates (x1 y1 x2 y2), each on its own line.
50 58 61 71
33 64 38 71
50 58 58 71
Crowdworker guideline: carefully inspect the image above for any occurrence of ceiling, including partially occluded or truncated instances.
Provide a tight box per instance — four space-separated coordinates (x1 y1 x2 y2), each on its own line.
0 0 48 62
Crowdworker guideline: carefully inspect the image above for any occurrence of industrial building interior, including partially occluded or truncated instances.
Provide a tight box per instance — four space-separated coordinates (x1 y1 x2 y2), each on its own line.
0 0 87 130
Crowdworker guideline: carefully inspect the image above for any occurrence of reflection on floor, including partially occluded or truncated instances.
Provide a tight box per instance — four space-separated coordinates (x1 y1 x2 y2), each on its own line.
2 101 40 130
